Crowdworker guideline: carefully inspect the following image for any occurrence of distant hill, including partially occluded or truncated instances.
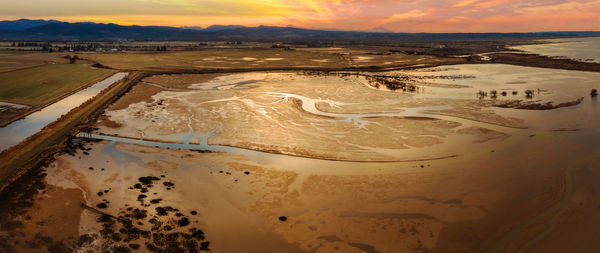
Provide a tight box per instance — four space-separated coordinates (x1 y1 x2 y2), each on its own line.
183 25 246 32
7 22 210 40
0 19 60 31
0 19 599 42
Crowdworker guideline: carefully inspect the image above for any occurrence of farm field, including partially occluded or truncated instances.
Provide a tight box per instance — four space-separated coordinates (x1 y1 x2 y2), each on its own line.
78 48 464 71
0 64 114 106
0 63 115 126
0 52 69 73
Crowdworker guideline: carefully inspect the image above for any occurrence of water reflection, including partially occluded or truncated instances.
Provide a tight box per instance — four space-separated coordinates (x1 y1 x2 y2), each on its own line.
509 37 600 63
0 72 128 151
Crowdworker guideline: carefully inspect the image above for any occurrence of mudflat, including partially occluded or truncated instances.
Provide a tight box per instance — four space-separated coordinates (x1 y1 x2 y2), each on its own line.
1 35 600 253
1 58 599 253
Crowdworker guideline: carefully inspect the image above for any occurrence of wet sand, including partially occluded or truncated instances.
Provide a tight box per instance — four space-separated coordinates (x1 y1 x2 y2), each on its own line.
1 63 599 252
4 125 599 252
94 70 529 162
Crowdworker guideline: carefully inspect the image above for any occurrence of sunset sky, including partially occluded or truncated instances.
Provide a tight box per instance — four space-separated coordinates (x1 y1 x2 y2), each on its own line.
1 0 599 32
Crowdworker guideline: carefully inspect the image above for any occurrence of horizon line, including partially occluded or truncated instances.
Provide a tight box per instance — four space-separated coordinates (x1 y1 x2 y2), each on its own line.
2 18 600 34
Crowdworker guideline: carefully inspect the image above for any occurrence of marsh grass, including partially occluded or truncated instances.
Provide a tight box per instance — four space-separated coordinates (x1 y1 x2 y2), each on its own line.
0 64 114 106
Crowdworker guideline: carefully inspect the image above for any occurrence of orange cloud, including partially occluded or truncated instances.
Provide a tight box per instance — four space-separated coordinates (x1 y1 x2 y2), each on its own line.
370 9 429 27
1 0 599 32
475 0 519 8
453 0 480 8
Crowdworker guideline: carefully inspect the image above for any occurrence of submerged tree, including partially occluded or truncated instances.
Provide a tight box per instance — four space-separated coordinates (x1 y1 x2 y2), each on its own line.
477 90 487 99
525 90 534 99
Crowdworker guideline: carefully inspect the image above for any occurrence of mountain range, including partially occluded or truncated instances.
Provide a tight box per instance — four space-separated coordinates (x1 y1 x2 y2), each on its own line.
0 19 60 31
1 19 599 42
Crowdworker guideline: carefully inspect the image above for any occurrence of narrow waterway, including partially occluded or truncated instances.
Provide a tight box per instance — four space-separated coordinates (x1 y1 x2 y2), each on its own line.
0 72 128 151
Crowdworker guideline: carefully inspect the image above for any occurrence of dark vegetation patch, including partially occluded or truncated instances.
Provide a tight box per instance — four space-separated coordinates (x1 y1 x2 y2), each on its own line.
0 162 47 251
0 140 98 252
91 204 210 252
138 176 160 185
79 175 210 251
1 148 209 252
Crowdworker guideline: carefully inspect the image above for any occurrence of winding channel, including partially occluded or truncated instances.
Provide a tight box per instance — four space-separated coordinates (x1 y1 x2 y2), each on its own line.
78 89 529 165
262 91 524 133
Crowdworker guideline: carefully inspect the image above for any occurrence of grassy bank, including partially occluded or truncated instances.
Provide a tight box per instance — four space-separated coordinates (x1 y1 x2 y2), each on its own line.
0 72 143 189
0 63 115 106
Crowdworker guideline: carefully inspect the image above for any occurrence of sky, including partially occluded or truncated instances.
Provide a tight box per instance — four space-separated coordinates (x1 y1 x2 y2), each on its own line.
1 0 599 32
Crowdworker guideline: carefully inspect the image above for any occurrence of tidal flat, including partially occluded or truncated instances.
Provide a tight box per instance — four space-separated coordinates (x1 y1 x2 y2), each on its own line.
1 61 599 252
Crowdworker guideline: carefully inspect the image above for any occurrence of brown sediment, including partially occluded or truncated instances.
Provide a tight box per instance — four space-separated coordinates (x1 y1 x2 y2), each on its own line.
96 115 123 128
209 142 458 163
289 97 339 119
425 109 527 129
457 127 509 143
0 154 84 252
4 124 597 253
97 71 515 162
494 97 584 110
0 72 144 190
107 82 164 111
3 50 600 253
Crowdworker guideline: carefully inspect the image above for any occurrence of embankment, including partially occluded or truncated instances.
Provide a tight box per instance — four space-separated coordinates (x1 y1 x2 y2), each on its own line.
0 72 145 191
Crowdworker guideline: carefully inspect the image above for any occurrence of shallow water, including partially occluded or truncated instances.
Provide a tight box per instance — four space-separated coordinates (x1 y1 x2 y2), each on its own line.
508 37 600 63
91 64 600 163
400 64 598 102
400 64 600 131
21 63 600 252
0 72 128 151
262 91 519 133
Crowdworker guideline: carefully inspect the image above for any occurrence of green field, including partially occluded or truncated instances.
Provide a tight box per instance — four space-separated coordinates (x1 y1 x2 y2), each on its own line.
0 64 114 106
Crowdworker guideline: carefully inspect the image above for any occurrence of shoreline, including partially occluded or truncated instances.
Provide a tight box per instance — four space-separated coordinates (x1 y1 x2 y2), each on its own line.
0 66 117 127
1 55 596 191
77 132 460 163
0 72 143 191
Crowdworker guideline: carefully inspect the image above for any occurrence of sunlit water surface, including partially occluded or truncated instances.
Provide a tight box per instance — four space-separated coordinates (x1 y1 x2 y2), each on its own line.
509 37 600 63
0 72 128 151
